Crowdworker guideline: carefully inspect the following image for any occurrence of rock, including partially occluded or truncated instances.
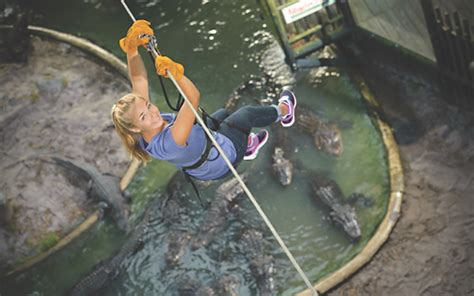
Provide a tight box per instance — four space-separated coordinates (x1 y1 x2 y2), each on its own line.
0 36 130 269
35 79 64 99
444 130 463 152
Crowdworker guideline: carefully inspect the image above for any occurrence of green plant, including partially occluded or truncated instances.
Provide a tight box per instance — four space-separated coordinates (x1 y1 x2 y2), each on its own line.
38 232 60 252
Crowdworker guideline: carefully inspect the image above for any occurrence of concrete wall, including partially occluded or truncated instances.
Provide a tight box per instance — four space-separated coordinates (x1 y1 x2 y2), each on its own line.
348 0 435 61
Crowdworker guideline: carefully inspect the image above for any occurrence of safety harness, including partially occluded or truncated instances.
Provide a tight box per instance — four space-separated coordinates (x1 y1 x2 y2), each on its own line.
157 77 239 207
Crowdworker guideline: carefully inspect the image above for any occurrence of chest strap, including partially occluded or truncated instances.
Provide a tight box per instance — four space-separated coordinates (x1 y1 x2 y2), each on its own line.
181 132 213 171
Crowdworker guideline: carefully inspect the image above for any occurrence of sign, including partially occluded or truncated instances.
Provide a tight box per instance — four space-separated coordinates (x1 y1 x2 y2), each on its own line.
281 0 336 24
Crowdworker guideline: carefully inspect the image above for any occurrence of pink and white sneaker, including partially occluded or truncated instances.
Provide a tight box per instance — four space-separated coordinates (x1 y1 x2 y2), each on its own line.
278 89 297 127
243 129 269 160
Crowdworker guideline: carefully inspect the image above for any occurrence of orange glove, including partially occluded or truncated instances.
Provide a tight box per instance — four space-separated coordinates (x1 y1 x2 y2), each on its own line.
155 56 184 81
119 20 154 54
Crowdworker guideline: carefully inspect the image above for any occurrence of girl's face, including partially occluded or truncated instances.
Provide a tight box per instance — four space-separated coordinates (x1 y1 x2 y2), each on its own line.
130 98 164 134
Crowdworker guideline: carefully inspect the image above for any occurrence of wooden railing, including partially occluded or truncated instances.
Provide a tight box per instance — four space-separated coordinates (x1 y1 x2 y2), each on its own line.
421 0 474 109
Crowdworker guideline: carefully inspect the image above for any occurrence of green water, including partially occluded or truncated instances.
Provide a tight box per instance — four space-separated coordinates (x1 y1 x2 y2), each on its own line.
1 0 389 295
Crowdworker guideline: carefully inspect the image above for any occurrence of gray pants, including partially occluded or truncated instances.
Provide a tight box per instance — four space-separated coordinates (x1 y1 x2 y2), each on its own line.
207 105 279 166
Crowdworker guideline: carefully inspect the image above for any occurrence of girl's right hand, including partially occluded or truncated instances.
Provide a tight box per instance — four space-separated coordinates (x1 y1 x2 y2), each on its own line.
155 56 184 81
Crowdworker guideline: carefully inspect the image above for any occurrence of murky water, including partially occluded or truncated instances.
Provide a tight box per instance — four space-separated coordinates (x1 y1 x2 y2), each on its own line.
1 0 389 295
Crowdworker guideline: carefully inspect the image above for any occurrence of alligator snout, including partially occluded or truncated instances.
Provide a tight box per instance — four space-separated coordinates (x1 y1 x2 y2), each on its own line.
165 230 191 266
330 206 361 240
310 173 362 240
315 123 343 156
272 147 293 186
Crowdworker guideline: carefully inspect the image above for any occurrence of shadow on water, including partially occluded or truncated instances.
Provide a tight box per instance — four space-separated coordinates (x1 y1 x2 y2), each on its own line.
1 0 392 295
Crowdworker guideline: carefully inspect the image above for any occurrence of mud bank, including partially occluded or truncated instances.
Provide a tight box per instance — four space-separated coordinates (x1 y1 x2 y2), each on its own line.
329 42 474 295
0 36 130 272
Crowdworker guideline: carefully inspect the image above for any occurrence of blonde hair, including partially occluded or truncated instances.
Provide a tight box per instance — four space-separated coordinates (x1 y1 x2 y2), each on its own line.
111 93 150 163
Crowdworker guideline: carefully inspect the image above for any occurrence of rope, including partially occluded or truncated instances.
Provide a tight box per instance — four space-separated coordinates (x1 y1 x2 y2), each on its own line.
168 75 318 296
120 2 318 294
169 72 319 295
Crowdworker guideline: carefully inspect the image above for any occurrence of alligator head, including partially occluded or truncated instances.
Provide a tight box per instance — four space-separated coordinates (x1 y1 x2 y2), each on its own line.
178 277 216 296
241 229 275 295
296 107 343 156
192 175 246 250
315 122 343 156
296 108 320 135
272 147 293 186
191 199 232 250
331 204 361 240
251 256 275 296
166 229 191 266
51 156 131 232
217 274 240 296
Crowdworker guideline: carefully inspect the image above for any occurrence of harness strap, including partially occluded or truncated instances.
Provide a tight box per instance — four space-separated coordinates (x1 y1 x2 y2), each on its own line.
182 170 204 208
201 106 249 135
182 106 248 173
181 132 213 170
200 107 221 131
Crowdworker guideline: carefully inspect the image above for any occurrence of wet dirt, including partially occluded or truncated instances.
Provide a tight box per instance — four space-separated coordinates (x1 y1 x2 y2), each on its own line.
0 36 130 272
329 44 474 295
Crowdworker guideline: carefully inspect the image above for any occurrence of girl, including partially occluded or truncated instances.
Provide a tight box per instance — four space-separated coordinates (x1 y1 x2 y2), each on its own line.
111 20 297 181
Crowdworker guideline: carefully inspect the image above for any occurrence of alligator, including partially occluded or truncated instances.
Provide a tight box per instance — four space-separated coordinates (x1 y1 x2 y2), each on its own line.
222 39 296 109
224 76 265 112
216 274 239 296
309 173 361 240
165 228 191 267
68 202 154 296
241 229 275 296
162 172 187 225
258 39 296 103
271 126 293 186
162 172 192 267
272 147 293 186
296 106 343 156
191 174 247 250
177 274 239 296
51 156 130 232
178 282 216 296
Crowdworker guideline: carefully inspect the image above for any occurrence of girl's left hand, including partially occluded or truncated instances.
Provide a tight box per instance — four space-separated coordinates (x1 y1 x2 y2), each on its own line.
119 20 154 54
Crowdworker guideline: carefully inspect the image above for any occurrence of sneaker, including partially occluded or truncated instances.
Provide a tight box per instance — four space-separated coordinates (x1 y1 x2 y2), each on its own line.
278 89 297 127
244 129 269 160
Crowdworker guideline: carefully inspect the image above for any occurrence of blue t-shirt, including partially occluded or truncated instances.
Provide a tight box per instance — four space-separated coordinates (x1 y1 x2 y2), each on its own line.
139 113 237 180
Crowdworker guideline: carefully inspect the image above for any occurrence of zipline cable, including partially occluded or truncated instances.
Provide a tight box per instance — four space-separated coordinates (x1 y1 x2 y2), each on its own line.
120 1 318 295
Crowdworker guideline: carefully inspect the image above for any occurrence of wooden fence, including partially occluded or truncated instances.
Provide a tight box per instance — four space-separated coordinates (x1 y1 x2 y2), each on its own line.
257 0 352 68
421 0 474 109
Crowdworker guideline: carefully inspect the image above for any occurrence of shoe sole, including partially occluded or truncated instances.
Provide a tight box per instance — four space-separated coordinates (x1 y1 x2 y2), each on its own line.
281 91 297 128
243 131 269 161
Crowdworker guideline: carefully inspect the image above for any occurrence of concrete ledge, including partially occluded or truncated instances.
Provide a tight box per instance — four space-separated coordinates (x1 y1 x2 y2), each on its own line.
4 209 102 277
28 26 128 77
297 73 404 295
2 26 140 278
